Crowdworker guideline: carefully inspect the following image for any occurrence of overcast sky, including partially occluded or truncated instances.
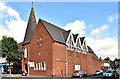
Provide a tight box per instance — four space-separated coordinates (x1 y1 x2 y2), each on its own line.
0 2 118 60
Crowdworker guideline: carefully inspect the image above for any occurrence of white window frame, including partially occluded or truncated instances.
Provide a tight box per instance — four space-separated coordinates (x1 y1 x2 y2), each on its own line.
81 39 88 54
44 62 46 70
36 63 38 70
75 35 82 52
39 63 41 70
41 62 43 70
34 62 36 70
24 48 27 58
66 31 74 50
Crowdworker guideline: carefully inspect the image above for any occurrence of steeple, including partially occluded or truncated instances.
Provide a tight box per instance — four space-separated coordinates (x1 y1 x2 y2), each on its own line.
23 2 37 45
32 2 33 8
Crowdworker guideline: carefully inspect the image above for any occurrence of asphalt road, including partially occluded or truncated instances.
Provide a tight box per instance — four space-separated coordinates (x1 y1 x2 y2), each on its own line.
1 75 119 79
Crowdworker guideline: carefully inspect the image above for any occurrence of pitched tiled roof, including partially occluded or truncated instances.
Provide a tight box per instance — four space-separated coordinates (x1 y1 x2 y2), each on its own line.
22 6 36 45
41 19 70 44
87 46 98 59
62 30 71 43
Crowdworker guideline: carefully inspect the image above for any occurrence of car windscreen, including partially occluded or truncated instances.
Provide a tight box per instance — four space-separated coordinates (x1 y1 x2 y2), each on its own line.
96 70 100 72
74 71 79 73
106 70 113 73
79 71 85 74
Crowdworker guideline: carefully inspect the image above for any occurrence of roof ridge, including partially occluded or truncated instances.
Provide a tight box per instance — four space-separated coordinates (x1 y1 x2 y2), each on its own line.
40 18 66 32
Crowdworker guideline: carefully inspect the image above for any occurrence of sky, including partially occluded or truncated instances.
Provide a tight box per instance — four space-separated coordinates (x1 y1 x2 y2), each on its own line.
0 2 118 60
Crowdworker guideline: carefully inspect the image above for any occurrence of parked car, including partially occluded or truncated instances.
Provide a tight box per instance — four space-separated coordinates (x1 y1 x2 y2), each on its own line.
103 69 118 78
72 71 87 78
94 70 103 75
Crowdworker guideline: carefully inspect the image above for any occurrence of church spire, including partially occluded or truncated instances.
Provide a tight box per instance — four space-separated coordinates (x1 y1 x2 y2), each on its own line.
32 2 33 8
23 2 37 45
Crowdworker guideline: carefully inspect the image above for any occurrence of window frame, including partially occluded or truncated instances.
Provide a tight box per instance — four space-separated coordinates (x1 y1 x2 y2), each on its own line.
39 62 41 70
44 62 46 70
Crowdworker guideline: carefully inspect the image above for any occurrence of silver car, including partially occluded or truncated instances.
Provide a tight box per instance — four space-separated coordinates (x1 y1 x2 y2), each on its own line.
72 71 87 78
103 69 117 78
94 70 103 75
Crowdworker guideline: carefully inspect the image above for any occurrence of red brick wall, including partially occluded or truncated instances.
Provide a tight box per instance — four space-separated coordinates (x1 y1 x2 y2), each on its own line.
29 19 54 76
22 44 29 72
53 42 66 76
81 53 87 73
67 49 74 75
87 53 101 74
66 49 101 75
22 19 101 76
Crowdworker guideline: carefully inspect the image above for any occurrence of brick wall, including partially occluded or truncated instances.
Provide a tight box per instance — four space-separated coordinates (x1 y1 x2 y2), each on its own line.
53 42 66 76
87 53 101 74
29 19 54 76
22 19 101 76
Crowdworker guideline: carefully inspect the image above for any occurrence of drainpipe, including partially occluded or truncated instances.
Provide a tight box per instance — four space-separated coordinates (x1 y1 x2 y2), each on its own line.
28 44 30 75
86 51 88 74
65 46 68 76
81 49 82 71
74 47 75 72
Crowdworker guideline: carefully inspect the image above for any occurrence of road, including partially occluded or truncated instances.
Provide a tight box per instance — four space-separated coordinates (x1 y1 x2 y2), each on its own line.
1 75 119 79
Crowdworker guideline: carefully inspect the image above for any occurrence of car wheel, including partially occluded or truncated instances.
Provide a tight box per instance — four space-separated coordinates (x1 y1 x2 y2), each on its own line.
80 75 82 78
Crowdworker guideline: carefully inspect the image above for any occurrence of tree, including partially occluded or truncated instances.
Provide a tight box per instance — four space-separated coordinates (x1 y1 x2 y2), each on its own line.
104 57 110 61
0 36 22 74
112 58 120 69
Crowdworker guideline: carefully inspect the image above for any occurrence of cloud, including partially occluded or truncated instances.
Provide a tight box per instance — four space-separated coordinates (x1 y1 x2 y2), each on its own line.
90 25 108 38
0 2 7 11
63 20 86 36
6 19 27 43
7 7 21 20
86 37 118 60
89 24 93 28
0 2 27 43
107 13 118 23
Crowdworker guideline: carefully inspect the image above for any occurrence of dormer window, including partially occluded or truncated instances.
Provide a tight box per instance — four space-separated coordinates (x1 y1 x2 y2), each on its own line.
75 39 81 52
82 42 87 54
67 36 74 50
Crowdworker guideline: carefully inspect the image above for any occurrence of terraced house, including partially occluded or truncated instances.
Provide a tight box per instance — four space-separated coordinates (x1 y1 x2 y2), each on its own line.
22 4 101 76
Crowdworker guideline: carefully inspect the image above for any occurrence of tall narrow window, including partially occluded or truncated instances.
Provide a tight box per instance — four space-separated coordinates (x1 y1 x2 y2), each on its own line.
67 36 74 50
75 39 81 52
34 62 36 70
36 63 38 70
41 62 44 70
39 63 41 70
44 62 46 70
24 48 27 58
82 42 87 54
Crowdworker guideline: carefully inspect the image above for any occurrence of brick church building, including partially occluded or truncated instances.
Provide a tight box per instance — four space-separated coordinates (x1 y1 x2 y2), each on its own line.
22 3 101 76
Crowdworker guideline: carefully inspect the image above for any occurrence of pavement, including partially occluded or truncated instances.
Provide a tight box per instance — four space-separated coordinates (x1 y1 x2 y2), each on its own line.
0 73 72 78
0 73 119 79
0 73 48 77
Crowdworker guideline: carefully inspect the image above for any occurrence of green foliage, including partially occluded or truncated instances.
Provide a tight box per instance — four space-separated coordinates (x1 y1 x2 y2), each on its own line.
104 57 110 61
0 36 22 63
112 58 120 69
